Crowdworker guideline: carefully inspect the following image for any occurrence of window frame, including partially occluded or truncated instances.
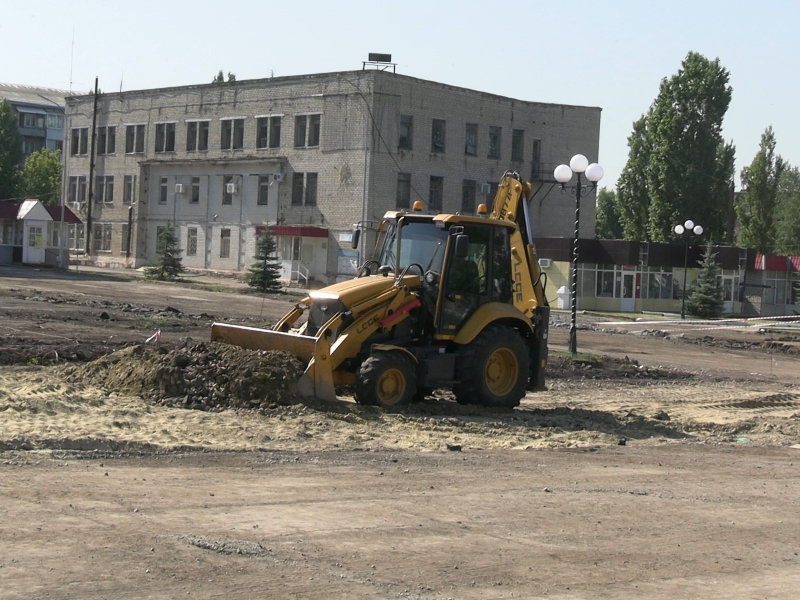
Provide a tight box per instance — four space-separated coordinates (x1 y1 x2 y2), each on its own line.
220 228 231 258
511 128 524 162
155 122 177 153
461 179 477 213
125 124 146 154
429 176 443 212
220 117 245 150
465 123 478 156
431 119 446 153
488 126 501 159
399 115 413 150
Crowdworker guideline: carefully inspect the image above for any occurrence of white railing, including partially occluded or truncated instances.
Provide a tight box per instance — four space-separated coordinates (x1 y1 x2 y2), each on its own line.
291 260 309 287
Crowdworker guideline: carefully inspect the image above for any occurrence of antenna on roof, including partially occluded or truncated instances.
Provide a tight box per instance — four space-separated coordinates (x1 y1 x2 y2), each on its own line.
69 27 75 93
120 71 123 93
363 53 396 73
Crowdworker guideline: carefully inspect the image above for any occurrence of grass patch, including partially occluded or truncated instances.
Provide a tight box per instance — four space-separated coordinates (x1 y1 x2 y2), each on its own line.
554 351 600 362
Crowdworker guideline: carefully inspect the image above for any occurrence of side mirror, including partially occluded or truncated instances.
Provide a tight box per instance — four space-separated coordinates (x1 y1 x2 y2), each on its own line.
454 234 470 258
351 229 360 250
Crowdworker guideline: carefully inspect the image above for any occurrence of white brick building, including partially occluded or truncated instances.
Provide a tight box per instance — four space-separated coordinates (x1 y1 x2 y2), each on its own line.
63 70 601 285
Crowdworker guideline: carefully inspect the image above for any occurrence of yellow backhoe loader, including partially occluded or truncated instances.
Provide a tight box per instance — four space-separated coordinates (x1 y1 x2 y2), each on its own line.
211 171 549 409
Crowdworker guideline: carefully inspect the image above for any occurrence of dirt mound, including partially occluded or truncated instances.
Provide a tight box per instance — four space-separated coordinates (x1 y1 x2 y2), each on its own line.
546 354 692 381
65 342 305 410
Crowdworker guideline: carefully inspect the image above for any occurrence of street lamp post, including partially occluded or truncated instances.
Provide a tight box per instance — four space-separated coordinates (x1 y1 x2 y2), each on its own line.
554 154 604 355
673 220 704 319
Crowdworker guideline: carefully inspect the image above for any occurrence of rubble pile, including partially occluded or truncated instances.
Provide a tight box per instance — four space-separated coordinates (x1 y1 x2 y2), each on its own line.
66 342 305 410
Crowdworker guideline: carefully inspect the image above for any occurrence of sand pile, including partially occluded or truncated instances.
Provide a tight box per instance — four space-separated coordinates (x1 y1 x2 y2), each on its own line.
65 341 305 410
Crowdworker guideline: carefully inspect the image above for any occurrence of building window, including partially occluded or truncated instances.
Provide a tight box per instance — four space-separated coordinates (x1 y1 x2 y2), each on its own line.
21 113 45 128
191 177 200 204
642 267 674 300
155 123 176 153
97 126 116 155
67 224 85 251
465 123 478 156
431 119 445 152
305 173 318 205
461 180 476 213
220 229 231 258
294 116 307 147
291 172 318 206
221 118 244 150
68 175 87 204
159 177 168 204
399 115 413 150
429 176 443 211
488 126 501 159
46 114 64 129
187 227 198 256
293 114 321 148
596 264 617 298
269 116 281 148
186 120 209 151
396 173 411 209
125 124 145 154
123 175 135 205
95 175 114 204
93 223 112 252
258 175 270 205
764 273 790 305
511 129 524 162
308 114 321 147
71 128 88 156
530 139 542 180
121 224 129 254
292 172 304 205
256 118 270 149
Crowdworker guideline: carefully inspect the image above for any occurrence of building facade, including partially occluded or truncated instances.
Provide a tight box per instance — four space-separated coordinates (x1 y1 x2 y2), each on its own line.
0 83 67 160
62 70 602 284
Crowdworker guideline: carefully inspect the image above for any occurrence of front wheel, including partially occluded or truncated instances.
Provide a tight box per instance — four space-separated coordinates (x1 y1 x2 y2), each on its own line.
354 352 417 409
453 325 529 408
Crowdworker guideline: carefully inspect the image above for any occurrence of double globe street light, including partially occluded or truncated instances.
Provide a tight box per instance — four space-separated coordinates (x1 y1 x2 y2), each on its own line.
554 154 604 354
674 220 704 319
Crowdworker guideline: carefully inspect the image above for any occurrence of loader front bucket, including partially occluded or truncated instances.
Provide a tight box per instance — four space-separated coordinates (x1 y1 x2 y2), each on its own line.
210 322 337 402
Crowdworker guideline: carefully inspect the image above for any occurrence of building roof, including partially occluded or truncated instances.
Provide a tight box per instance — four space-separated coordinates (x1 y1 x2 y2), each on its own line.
0 201 81 224
0 82 68 109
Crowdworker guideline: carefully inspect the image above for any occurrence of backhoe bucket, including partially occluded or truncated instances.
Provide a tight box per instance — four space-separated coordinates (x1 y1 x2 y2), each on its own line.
210 322 337 402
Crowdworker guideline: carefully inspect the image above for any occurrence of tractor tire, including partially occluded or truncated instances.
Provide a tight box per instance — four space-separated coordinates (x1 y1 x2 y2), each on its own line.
354 351 418 409
453 325 529 409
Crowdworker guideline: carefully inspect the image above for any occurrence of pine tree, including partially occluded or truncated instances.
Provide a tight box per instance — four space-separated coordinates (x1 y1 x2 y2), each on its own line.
245 228 283 293
144 226 186 281
685 241 725 318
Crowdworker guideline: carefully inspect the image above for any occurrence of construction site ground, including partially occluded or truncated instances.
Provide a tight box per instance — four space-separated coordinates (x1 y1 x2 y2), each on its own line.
1 264 799 599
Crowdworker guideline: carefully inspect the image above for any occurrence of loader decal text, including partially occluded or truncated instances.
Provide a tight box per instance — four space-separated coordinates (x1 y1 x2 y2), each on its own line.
513 251 524 303
356 313 382 334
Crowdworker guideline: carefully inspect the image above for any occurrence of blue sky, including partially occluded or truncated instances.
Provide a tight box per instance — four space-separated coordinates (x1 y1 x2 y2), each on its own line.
2 0 797 191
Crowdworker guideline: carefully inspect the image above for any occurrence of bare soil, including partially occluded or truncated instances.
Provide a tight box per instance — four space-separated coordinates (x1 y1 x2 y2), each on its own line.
1 264 799 598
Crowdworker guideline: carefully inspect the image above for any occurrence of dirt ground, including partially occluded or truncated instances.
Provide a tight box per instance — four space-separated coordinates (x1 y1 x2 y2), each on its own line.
1 264 799 599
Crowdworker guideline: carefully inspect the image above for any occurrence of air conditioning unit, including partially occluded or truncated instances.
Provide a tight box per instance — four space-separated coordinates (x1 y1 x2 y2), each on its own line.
226 182 238 194
538 258 552 268
273 173 283 182
174 183 185 194
478 182 491 194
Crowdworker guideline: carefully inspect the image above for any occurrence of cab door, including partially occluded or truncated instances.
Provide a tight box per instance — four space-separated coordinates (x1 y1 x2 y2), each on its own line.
437 224 511 335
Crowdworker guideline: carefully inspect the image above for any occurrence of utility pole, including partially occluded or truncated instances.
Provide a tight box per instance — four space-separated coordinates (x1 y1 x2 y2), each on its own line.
84 77 99 255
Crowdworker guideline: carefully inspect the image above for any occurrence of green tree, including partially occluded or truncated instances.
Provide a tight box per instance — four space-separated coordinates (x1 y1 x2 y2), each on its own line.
615 52 735 242
144 226 185 281
595 187 623 239
614 117 650 240
0 98 23 200
20 148 62 205
685 241 725 318
245 229 283 293
773 165 800 256
735 127 785 252
212 71 236 83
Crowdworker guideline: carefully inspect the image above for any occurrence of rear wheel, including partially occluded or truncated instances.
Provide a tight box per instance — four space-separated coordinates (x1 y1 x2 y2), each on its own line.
453 325 529 408
354 352 417 409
